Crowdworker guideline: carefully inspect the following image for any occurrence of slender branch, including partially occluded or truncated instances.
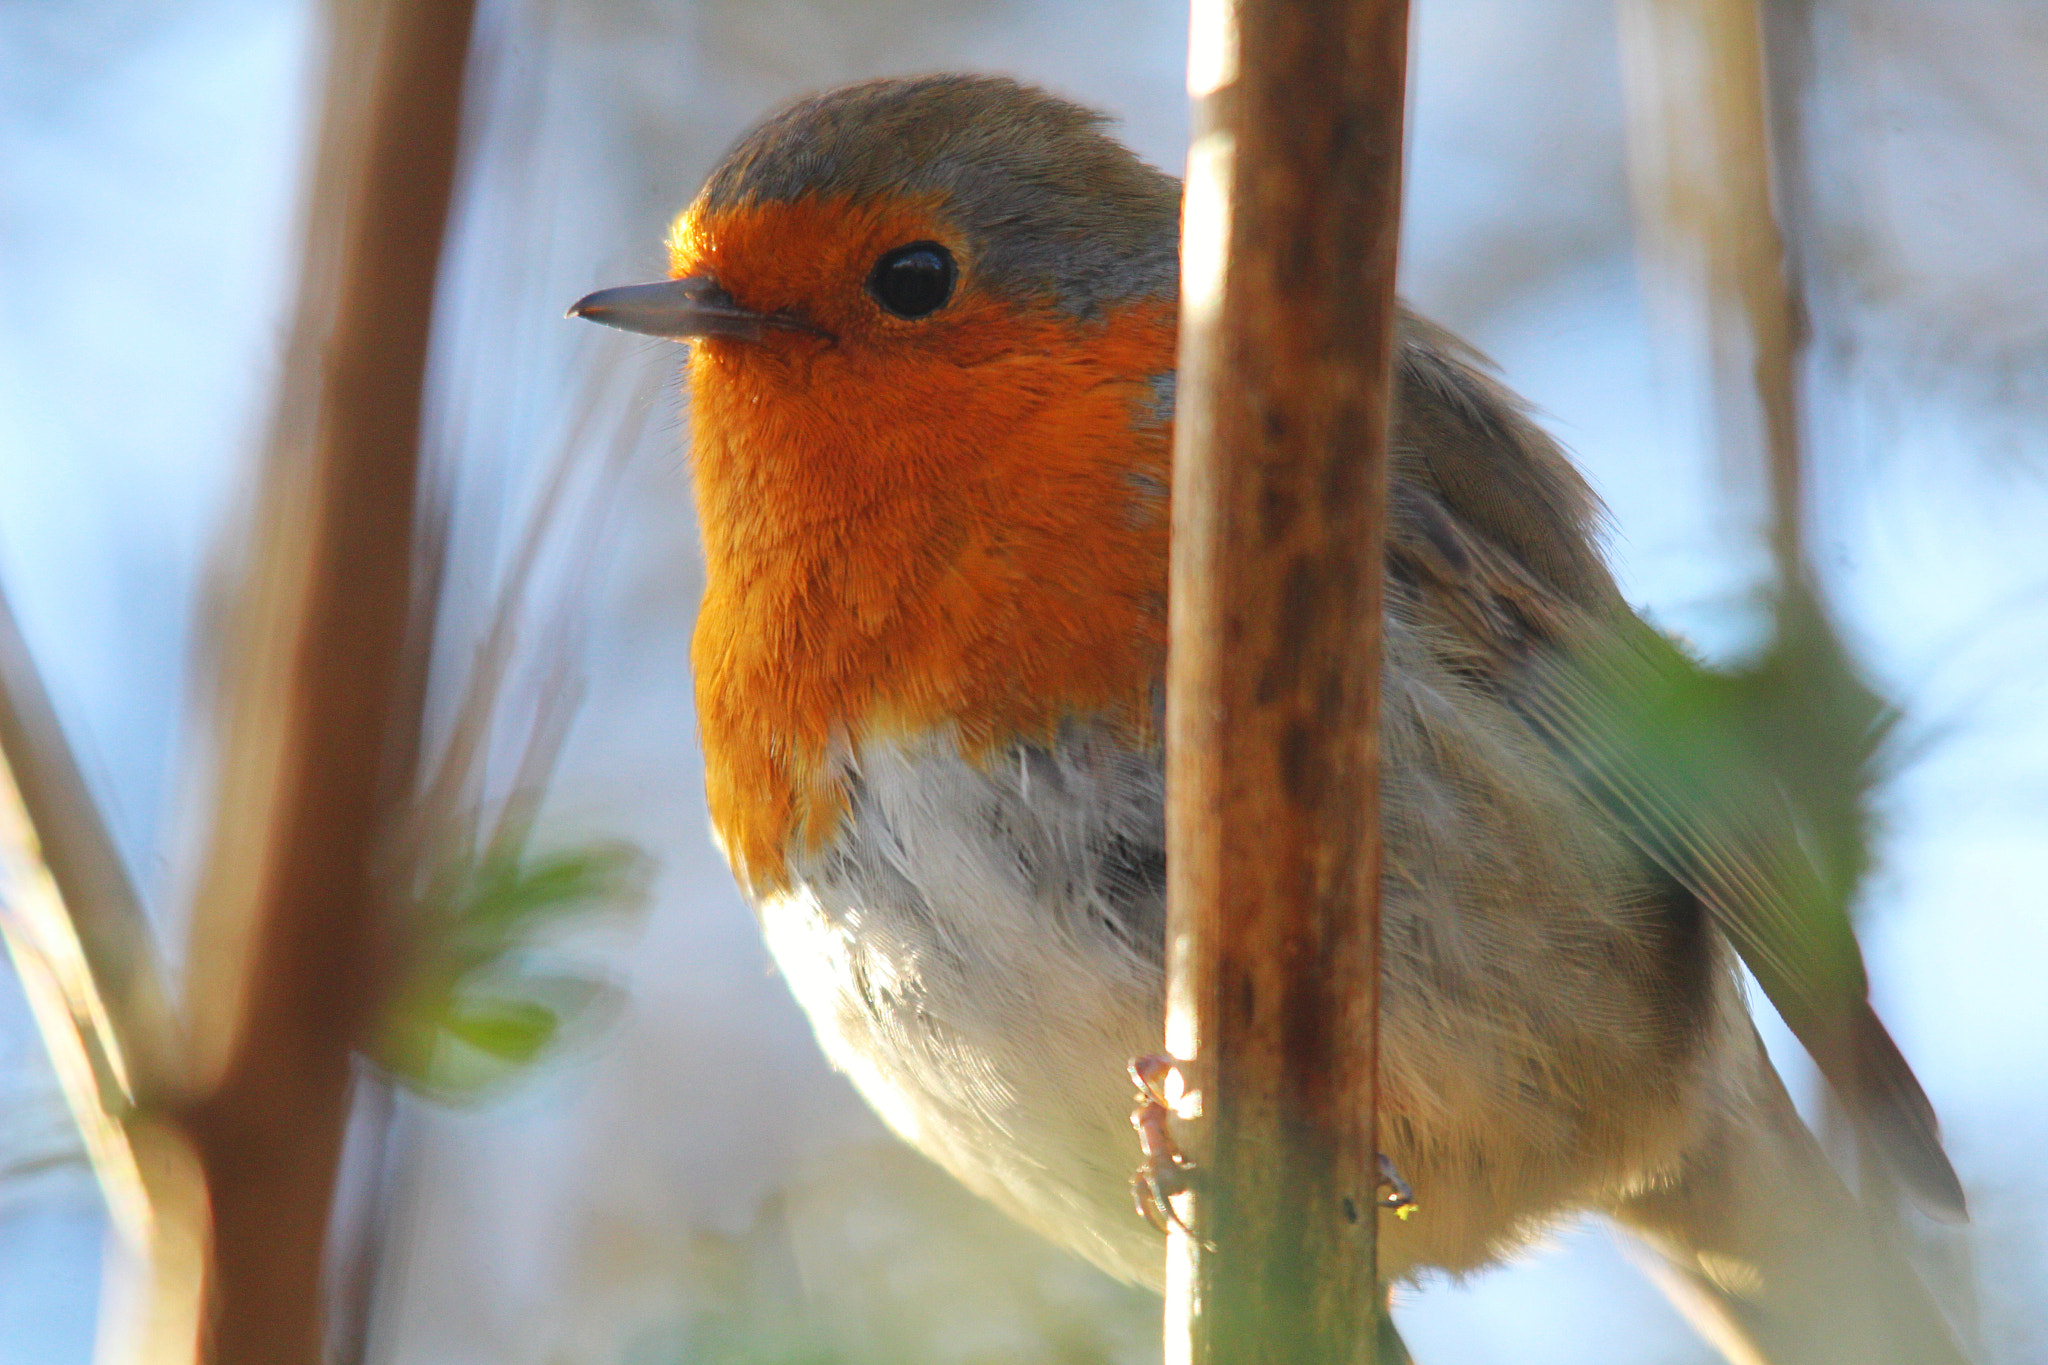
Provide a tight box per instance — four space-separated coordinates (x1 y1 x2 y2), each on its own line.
0 588 177 1090
1617 0 1809 586
1166 0 1410 1359
0 584 178 1246
167 0 479 1359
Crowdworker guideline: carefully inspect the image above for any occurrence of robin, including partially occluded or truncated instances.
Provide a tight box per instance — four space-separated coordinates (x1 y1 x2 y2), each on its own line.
573 74 1969 1364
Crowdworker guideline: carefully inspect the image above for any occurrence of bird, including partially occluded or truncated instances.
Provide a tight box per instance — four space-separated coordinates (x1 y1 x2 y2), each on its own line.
572 73 1971 1364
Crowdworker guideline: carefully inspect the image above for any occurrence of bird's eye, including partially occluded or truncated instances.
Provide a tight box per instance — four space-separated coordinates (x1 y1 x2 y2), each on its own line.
868 242 956 319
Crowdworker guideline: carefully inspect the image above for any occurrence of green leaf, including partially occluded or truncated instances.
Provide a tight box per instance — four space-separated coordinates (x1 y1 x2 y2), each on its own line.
376 828 650 1100
453 840 653 950
441 994 561 1065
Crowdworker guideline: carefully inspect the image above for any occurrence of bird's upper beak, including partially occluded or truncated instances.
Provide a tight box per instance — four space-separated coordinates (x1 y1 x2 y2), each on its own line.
567 274 814 341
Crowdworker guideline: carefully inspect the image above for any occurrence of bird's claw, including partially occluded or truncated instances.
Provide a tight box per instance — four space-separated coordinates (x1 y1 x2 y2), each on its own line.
1377 1151 1419 1219
1128 1054 1202 1240
1128 1056 1413 1237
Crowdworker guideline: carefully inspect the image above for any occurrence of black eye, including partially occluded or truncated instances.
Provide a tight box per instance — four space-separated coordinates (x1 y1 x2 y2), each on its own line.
868 241 956 318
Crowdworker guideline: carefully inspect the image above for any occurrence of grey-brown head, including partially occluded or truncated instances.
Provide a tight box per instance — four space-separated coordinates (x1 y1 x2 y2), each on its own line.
570 75 1180 342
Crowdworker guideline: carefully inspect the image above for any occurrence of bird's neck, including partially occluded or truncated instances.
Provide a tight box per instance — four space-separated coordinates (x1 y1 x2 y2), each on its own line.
686 300 1176 891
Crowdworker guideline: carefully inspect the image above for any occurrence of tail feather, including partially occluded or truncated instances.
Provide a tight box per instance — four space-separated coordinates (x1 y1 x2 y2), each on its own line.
1850 1005 1968 1222
1610 1052 1971 1365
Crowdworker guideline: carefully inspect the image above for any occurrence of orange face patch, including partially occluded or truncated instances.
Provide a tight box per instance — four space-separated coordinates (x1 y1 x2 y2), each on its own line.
676 196 1178 891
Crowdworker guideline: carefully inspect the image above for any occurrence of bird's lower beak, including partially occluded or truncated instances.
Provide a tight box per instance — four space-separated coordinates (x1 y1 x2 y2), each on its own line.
568 274 807 341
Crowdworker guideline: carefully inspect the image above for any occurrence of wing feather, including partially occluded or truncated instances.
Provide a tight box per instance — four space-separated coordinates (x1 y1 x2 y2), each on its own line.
1388 481 1965 1219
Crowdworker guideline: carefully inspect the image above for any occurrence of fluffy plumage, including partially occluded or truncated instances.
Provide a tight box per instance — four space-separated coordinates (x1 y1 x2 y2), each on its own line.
580 73 1970 1365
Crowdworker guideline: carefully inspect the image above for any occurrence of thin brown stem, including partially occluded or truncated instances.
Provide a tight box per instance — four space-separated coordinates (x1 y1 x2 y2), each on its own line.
170 0 479 1359
1166 0 1410 1359
1617 0 1810 587
0 583 178 1251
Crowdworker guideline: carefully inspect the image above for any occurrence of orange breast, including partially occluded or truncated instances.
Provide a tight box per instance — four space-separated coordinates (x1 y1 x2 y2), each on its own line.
683 258 1176 892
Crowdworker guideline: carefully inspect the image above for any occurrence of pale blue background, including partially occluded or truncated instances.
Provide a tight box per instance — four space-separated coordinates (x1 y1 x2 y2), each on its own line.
2 0 2044 1360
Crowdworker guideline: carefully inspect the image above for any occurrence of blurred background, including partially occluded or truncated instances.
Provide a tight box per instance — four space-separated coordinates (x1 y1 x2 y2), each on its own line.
2 0 2046 1361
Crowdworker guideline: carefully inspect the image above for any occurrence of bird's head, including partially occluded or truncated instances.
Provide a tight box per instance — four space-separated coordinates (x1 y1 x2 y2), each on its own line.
572 75 1182 550
574 73 1179 359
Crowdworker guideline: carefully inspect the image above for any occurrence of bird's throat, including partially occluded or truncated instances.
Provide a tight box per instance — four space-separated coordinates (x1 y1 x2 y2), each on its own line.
685 299 1177 892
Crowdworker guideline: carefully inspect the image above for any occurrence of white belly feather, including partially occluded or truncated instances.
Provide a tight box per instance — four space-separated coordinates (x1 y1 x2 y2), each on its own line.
747 635 1748 1288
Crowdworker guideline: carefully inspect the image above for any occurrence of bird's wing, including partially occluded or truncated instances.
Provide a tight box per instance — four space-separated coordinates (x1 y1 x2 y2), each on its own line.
1387 482 1965 1220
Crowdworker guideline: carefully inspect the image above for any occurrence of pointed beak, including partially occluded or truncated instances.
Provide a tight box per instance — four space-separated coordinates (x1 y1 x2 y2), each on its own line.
567 274 816 341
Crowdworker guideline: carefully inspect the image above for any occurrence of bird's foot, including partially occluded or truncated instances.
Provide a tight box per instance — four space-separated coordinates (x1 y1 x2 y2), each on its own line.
1376 1151 1419 1219
1128 1054 1201 1238
1128 1055 1414 1236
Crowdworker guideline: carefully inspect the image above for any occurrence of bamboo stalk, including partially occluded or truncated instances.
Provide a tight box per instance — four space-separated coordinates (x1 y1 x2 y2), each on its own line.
1165 0 1410 1359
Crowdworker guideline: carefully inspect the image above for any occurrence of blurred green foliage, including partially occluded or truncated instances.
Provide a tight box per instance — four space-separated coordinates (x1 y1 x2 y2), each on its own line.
1645 587 1887 888
374 838 650 1100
